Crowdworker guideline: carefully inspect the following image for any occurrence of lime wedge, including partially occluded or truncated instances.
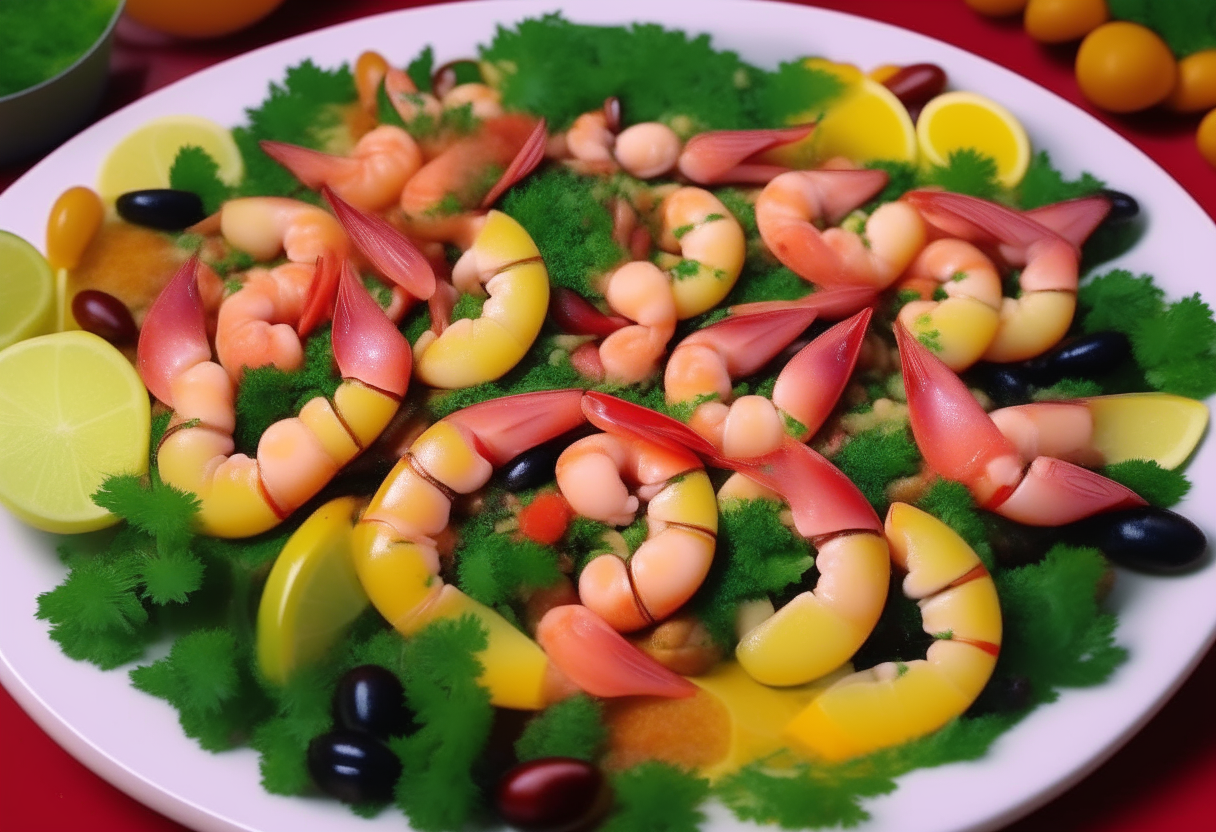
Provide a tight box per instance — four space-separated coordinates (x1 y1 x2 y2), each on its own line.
1087 393 1210 470
0 331 150 533
0 231 56 351
96 115 243 202
256 496 369 685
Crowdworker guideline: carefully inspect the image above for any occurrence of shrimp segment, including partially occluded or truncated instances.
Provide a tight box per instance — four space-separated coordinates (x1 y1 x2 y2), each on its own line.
214 262 313 381
351 391 588 709
139 257 409 538
412 211 550 388
784 503 1001 761
903 189 1094 362
677 124 815 185
756 169 926 289
202 197 349 264
556 431 718 633
895 239 1002 371
896 323 1146 524
260 126 423 214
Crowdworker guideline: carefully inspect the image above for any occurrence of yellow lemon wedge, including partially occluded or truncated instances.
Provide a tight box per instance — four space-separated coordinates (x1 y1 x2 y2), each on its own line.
1086 393 1210 470
812 76 918 165
256 496 369 685
917 91 1031 188
96 115 243 202
0 231 56 350
0 330 150 533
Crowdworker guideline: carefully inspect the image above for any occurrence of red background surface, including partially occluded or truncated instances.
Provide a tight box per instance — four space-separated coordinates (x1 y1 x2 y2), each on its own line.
1 2 1214 831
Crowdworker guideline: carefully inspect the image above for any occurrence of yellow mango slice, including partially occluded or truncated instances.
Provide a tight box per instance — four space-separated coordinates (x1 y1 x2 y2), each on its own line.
1086 392 1210 469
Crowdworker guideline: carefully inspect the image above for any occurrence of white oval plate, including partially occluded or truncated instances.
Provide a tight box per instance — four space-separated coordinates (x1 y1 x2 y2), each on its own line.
1 2 1213 831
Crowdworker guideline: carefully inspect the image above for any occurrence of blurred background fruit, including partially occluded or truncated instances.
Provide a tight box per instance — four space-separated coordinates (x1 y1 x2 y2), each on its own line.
123 0 286 38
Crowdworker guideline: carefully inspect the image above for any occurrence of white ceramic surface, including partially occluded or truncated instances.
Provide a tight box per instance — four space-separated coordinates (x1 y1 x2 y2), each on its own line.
0 2 1213 832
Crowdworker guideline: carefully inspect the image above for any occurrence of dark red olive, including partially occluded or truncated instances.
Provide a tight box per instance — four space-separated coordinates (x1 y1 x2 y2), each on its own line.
1021 331 1131 387
881 63 948 111
495 757 610 832
603 96 622 133
431 59 483 99
333 665 412 739
307 730 401 804
71 290 138 345
115 189 206 231
1064 507 1208 574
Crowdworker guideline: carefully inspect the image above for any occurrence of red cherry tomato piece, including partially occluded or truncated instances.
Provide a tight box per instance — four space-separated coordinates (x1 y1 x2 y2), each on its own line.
518 493 574 545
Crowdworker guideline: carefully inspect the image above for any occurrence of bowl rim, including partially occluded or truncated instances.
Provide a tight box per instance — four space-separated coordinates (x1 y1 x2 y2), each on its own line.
0 0 127 104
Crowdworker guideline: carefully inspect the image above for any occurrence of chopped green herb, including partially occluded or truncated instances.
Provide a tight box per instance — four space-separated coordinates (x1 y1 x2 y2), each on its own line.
831 425 922 513
601 762 709 832
515 694 607 762
1016 151 1104 209
1101 459 1191 507
455 512 564 614
923 148 1002 201
169 146 230 215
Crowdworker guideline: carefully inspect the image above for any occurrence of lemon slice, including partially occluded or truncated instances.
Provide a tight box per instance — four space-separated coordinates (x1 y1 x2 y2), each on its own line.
256 496 369 685
812 76 918 164
96 115 243 202
917 91 1031 188
0 331 150 533
1087 393 1210 470
0 231 56 350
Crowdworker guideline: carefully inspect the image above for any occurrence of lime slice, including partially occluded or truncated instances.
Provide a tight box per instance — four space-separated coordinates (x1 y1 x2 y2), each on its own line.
256 496 369 685
96 115 243 202
813 76 918 164
0 231 56 351
0 331 150 533
917 91 1031 188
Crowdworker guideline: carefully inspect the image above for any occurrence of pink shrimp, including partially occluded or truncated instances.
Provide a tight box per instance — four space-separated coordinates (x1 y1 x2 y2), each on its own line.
138 255 410 538
896 322 1146 525
193 196 349 265
214 261 314 382
555 429 718 633
260 125 423 214
755 168 926 289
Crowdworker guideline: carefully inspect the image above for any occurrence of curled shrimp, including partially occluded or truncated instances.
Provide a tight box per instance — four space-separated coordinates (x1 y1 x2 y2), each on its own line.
598 187 746 384
260 125 423 214
400 113 542 245
903 189 1105 362
138 256 409 538
786 503 1001 761
894 238 1002 371
556 431 718 633
580 392 890 688
214 261 314 382
347 390 695 707
192 197 348 264
755 168 926 290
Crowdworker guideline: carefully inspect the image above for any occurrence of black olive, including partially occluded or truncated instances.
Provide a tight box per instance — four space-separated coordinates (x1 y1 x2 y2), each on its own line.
969 363 1034 407
307 730 402 804
116 189 206 231
1064 507 1208 574
1020 331 1132 387
333 665 413 739
1099 189 1139 223
500 427 593 492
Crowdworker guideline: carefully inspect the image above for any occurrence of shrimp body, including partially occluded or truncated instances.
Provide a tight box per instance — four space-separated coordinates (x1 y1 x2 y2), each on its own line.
208 197 348 264
756 169 926 290
260 126 423 214
400 113 539 244
140 257 409 538
597 187 746 384
895 239 1002 371
785 503 1001 761
350 391 588 708
412 210 550 388
214 262 313 381
556 432 718 633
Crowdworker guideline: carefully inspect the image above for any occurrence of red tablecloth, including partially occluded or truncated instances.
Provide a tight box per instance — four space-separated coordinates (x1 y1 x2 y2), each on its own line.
1 2 1214 831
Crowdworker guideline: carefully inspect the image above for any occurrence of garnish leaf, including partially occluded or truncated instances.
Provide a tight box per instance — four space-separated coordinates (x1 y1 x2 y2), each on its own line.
1101 459 1191 507
601 762 709 832
831 424 923 513
169 146 230 215
515 694 607 762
